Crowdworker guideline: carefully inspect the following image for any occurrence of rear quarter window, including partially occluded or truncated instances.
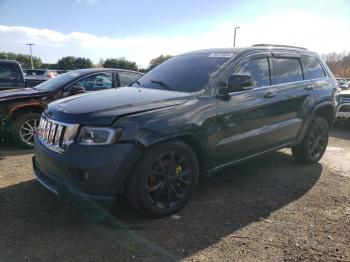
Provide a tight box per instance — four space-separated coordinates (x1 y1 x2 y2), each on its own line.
301 56 326 80
0 63 21 80
119 72 142 86
272 58 303 85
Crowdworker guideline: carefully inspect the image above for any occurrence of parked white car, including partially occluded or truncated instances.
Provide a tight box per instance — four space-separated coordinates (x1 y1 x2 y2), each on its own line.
336 90 350 121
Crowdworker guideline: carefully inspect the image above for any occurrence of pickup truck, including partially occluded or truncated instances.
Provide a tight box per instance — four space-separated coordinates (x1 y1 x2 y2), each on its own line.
0 59 25 91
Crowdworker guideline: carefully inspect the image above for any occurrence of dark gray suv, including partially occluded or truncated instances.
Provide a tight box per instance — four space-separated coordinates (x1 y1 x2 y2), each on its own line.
33 44 336 218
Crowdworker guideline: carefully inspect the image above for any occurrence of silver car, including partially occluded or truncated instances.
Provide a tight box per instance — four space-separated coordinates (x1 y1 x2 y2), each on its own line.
24 69 58 87
24 69 57 81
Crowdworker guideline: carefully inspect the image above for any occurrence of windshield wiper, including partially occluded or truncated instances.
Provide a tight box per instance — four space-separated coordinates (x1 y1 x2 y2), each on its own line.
150 79 176 91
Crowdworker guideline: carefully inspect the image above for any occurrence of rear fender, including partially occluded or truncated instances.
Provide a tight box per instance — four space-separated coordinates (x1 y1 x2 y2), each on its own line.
295 102 335 145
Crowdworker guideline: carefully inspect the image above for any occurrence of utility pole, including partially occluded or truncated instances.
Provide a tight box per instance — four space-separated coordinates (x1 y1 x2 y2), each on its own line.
26 43 35 69
233 26 240 47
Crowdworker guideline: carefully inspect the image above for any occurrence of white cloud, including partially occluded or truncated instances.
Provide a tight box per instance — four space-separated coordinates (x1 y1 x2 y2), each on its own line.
0 11 349 67
76 0 99 5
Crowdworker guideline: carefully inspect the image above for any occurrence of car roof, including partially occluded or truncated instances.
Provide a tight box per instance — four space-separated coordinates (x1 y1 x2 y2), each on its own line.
182 48 244 55
0 59 21 65
181 45 317 56
72 68 143 75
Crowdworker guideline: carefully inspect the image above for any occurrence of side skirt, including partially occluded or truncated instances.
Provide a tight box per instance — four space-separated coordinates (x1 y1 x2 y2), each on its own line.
207 141 296 177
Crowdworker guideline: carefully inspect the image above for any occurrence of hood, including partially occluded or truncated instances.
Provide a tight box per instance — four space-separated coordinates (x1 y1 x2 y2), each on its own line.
338 90 350 96
46 87 193 125
0 87 47 102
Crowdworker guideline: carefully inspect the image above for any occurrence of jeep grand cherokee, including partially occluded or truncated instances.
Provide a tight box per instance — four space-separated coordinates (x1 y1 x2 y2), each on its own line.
33 45 336 218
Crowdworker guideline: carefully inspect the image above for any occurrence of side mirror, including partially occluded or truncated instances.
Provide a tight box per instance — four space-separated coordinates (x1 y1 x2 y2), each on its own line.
70 85 86 95
218 74 254 95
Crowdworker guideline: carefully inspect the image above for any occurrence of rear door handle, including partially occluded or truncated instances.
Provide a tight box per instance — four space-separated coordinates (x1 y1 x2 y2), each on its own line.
304 85 314 90
264 92 277 98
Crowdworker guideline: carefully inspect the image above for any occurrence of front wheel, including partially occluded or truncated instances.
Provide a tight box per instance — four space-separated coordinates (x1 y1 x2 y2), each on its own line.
12 113 41 148
126 140 199 218
292 117 329 164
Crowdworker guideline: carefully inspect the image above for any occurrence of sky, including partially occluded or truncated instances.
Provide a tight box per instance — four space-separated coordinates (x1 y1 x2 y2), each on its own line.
0 0 349 67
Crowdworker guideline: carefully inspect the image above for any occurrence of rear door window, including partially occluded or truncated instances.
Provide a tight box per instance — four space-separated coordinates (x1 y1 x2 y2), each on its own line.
237 58 271 87
272 58 303 84
301 56 326 80
74 72 113 91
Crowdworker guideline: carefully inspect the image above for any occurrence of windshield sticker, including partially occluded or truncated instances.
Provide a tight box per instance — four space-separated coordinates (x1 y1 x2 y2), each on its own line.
209 53 234 58
69 73 80 77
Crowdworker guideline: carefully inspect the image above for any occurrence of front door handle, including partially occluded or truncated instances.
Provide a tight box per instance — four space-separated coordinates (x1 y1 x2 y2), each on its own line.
304 85 314 90
264 92 277 98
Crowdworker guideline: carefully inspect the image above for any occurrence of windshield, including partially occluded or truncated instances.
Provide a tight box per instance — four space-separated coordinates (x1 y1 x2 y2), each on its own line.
132 53 234 92
33 71 82 91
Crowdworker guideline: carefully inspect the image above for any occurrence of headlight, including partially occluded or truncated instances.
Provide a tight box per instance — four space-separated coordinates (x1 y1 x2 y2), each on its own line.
78 127 123 145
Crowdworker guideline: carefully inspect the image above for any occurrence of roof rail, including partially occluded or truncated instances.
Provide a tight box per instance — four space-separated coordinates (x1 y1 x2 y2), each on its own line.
252 44 308 50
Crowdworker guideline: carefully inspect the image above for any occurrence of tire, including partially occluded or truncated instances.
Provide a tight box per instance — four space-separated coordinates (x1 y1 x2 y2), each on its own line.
12 113 41 148
126 140 199 218
292 117 329 164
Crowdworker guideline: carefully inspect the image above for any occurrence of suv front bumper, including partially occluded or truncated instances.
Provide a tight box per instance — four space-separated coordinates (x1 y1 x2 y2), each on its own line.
336 103 350 119
33 136 142 209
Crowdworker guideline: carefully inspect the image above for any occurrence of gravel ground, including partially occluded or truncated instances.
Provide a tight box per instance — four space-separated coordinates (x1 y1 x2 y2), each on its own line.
0 125 349 261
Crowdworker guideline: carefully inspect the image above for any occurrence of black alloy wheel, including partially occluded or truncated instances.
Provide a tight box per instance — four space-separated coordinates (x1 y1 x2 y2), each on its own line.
292 117 329 164
146 151 192 209
307 123 328 160
126 140 199 218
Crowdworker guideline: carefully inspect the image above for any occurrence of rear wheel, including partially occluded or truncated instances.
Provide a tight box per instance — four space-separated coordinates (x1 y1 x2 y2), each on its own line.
292 117 329 164
126 140 199 218
12 113 41 148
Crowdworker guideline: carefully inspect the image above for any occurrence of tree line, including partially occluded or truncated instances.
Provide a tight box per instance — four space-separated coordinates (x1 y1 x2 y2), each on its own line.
3 50 348 77
0 52 43 69
322 52 350 78
0 52 172 72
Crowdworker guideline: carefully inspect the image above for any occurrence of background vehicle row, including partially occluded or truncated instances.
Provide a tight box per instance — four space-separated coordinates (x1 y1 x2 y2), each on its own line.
0 68 143 147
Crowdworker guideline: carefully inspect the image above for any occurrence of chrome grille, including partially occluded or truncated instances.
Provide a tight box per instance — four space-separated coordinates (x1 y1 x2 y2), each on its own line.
340 95 350 104
37 116 79 153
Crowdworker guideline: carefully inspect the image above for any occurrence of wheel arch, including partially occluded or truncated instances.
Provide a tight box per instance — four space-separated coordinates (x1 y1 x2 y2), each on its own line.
133 131 211 178
173 135 209 177
9 104 44 121
314 103 335 127
296 102 335 145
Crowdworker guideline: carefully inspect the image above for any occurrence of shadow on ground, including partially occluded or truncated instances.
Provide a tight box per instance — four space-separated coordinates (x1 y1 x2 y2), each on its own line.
330 122 350 140
0 150 322 261
0 138 33 158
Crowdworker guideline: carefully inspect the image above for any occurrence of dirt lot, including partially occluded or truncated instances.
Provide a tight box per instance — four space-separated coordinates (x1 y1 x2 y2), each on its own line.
0 125 350 262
